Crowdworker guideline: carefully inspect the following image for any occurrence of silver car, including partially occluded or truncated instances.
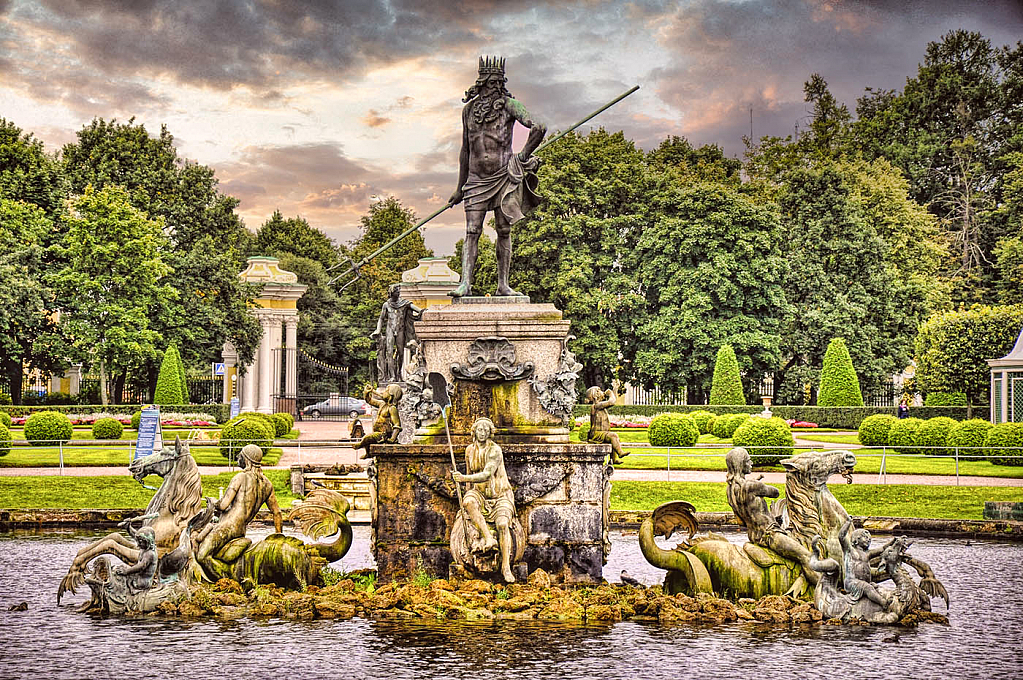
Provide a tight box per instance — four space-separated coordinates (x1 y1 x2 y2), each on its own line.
302 396 372 419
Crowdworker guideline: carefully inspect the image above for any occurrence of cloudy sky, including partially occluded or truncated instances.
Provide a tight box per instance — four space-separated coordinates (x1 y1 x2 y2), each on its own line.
2 0 1021 255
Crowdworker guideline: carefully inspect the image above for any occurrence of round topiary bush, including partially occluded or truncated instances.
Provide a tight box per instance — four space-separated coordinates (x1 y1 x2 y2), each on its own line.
276 411 295 430
984 422 1023 466
732 416 794 466
688 410 716 435
219 415 274 460
713 413 750 439
0 392 12 405
131 409 143 430
0 422 10 456
858 413 898 447
913 416 957 456
24 410 73 446
889 417 924 454
924 392 968 407
948 418 993 456
0 411 11 429
648 413 700 447
91 417 124 440
270 412 291 437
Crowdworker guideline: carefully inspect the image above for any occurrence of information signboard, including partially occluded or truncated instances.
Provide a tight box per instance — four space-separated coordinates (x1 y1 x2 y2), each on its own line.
135 406 163 461
230 397 240 419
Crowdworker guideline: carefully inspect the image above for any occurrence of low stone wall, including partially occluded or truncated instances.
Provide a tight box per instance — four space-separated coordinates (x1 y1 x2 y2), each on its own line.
373 442 609 584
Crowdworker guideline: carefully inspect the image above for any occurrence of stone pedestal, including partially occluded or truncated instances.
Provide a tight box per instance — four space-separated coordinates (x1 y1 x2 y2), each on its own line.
372 442 610 584
414 298 572 443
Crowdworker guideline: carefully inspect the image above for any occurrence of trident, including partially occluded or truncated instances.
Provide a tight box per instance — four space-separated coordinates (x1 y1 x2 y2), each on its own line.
327 85 640 291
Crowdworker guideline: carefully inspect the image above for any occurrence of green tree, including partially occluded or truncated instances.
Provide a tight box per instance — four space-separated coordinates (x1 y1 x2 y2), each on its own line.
254 211 340 270
449 233 497 295
512 129 649 388
854 31 1019 302
0 118 65 215
61 118 258 395
709 345 746 405
153 345 184 404
0 199 69 403
631 179 787 401
914 304 1023 417
50 185 175 405
817 338 864 406
772 161 944 404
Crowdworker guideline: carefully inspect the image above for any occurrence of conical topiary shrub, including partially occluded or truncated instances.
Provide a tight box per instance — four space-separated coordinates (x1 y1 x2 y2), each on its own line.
817 338 864 407
710 345 745 405
154 345 184 405
176 348 190 405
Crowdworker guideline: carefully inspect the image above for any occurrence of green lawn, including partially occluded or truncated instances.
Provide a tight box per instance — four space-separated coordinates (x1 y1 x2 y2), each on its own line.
0 469 299 510
615 445 1023 478
0 445 283 467
610 480 1023 520
796 434 861 445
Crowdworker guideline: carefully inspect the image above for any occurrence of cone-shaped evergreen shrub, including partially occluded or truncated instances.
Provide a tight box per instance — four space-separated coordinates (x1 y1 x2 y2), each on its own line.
817 338 863 407
176 349 189 405
710 345 745 405
154 346 184 405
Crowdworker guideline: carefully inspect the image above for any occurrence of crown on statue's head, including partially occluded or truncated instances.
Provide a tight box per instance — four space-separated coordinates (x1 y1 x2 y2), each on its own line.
478 56 506 77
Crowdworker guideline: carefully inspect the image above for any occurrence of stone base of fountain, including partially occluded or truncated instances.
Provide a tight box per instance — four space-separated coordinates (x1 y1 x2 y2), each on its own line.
372 442 609 584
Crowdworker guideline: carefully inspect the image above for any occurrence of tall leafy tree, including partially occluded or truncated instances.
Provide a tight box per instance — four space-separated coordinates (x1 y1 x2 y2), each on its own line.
50 186 175 405
512 129 649 388
61 119 258 394
915 304 1023 417
254 211 340 270
630 180 787 401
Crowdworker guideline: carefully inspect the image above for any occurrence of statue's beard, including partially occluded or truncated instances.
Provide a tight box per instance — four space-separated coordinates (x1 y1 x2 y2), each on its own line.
472 93 503 124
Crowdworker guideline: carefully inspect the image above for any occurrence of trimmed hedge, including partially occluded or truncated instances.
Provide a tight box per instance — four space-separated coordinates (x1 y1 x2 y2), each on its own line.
0 403 232 423
858 414 898 447
131 410 143 430
889 417 925 454
92 417 125 440
913 416 957 456
648 413 700 447
0 422 9 456
709 345 745 405
569 404 972 430
219 415 275 459
0 411 11 429
817 338 864 407
984 423 1023 466
732 416 794 466
948 419 993 455
924 392 968 407
24 411 74 445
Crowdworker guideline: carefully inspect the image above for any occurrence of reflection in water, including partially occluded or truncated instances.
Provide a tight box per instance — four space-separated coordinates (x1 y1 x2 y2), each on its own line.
2 528 1021 680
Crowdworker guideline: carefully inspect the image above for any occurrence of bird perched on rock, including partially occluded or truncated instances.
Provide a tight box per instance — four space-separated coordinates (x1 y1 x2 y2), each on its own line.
620 569 643 587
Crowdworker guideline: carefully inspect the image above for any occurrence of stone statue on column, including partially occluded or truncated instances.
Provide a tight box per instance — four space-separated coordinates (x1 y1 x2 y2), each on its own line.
371 283 423 384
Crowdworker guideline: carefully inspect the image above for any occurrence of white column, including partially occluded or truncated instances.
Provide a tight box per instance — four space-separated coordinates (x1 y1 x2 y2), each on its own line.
257 315 272 413
285 316 299 397
242 364 255 412
270 316 283 398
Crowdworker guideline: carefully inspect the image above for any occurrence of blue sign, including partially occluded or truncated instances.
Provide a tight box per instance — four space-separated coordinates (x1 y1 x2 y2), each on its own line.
135 407 163 461
230 397 240 419
213 362 225 376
